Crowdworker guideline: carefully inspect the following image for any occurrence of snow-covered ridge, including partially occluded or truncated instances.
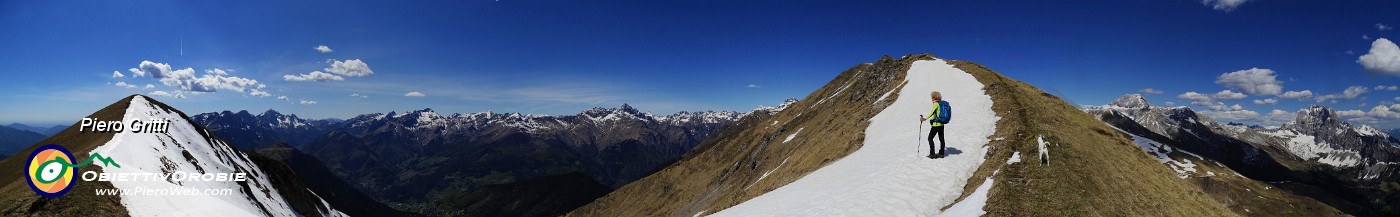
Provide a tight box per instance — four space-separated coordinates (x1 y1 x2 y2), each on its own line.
92 96 344 217
715 59 1001 215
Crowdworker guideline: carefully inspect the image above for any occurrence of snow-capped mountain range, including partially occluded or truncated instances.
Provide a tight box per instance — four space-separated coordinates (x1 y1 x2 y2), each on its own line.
1086 94 1400 180
186 99 795 215
1087 95 1291 179
190 110 340 150
1086 94 1400 215
337 99 797 140
193 98 797 151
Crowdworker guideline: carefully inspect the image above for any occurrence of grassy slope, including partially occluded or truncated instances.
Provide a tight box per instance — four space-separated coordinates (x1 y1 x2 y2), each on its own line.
949 61 1340 216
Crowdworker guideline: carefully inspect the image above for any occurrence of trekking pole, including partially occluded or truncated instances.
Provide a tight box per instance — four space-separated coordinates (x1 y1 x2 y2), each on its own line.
918 115 923 156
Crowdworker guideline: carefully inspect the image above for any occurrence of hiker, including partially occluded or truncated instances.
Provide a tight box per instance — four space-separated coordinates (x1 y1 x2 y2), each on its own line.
920 91 951 159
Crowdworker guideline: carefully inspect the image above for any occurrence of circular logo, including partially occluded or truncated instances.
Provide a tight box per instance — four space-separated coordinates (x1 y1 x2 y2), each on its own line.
26 144 76 198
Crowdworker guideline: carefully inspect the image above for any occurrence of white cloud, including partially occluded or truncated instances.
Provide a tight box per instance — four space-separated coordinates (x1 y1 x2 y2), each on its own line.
1338 104 1400 125
205 68 229 75
127 60 172 77
277 96 289 101
746 84 761 88
124 61 266 94
1315 86 1369 102
1364 34 1372 40
315 45 333 53
350 93 369 98
283 71 344 82
114 82 137 89
299 100 317 105
1376 85 1399 91
1163 102 1176 106
143 84 155 89
1371 104 1400 119
1380 23 1394 31
324 59 373 77
1204 110 1261 122
404 91 426 97
1346 86 1370 97
1280 90 1314 99
1139 88 1164 94
188 74 262 93
148 90 185 98
1211 89 1247 100
1215 68 1284 96
250 89 270 97
1252 98 1277 105
1201 0 1248 11
1178 92 1214 106
283 59 372 82
1359 38 1400 76
1208 103 1226 111
1262 109 1294 125
112 71 124 78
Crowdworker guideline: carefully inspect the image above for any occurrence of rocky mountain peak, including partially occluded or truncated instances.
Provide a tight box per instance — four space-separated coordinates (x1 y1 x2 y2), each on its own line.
1295 105 1344 128
619 103 642 116
1109 94 1151 109
260 109 283 117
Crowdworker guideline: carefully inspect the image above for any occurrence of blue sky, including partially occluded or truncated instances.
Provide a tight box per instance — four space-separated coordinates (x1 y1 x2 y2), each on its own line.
2 0 1400 128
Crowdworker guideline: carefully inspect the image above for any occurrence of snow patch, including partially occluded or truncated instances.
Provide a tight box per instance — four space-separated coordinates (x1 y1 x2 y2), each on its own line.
810 74 859 108
937 176 993 217
783 128 804 144
745 157 792 190
1111 126 1200 178
1007 151 1021 164
874 86 896 105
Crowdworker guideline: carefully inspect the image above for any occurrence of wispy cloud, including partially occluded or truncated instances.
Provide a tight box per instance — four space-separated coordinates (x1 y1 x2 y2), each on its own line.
1200 0 1249 11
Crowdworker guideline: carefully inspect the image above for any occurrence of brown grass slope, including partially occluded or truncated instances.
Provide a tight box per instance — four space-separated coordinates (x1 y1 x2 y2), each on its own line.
573 54 1340 216
0 95 134 216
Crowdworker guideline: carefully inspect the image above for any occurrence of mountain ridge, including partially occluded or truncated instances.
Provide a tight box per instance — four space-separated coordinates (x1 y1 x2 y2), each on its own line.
572 54 1342 216
1087 93 1400 215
